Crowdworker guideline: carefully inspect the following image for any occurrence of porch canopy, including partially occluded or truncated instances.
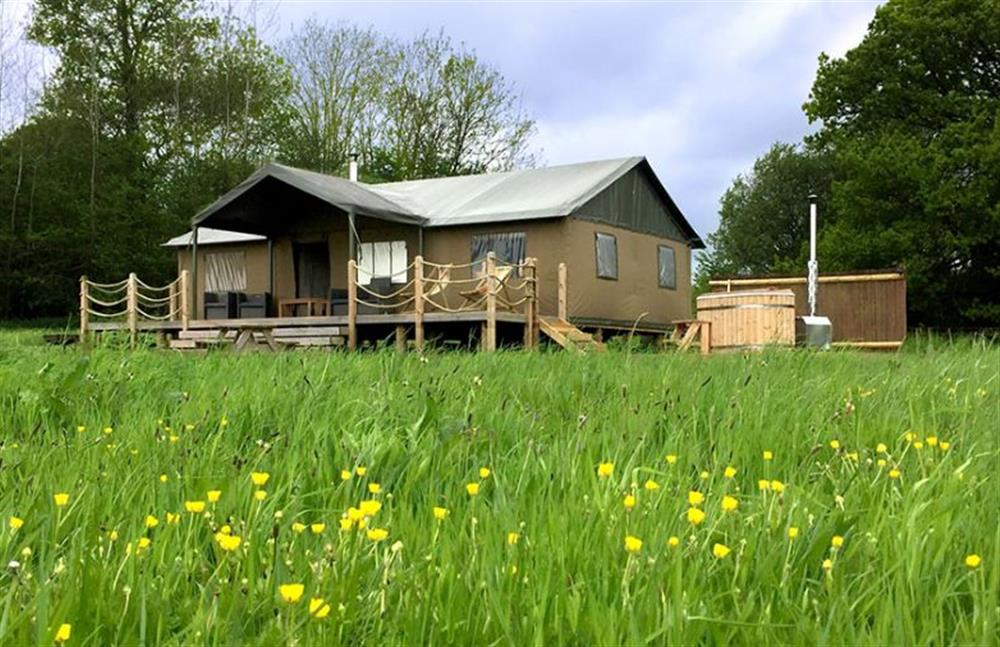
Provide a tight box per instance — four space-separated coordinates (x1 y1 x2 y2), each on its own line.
191 163 425 236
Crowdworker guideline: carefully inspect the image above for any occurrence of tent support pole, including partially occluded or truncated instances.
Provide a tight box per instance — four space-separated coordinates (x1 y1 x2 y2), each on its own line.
418 226 424 256
267 237 274 308
348 209 356 262
190 226 199 321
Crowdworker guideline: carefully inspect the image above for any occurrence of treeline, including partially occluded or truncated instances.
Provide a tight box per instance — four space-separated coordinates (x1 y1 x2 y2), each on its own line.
0 1 535 319
699 0 1000 327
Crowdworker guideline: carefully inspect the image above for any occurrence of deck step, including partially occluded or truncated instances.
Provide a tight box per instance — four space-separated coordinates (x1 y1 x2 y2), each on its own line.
538 317 606 353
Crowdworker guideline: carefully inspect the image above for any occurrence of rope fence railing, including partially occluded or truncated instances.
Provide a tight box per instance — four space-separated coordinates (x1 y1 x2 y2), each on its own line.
80 271 190 345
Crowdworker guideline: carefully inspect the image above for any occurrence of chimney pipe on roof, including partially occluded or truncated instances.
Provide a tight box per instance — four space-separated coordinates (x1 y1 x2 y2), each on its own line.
349 152 359 183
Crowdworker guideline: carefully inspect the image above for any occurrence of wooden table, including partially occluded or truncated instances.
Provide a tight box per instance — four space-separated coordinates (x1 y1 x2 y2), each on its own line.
278 298 329 317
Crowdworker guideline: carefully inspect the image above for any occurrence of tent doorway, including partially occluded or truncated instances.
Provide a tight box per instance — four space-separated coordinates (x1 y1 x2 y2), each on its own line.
293 241 330 299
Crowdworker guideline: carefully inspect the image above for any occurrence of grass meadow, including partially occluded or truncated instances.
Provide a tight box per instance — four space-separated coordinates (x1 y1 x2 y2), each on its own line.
0 329 997 645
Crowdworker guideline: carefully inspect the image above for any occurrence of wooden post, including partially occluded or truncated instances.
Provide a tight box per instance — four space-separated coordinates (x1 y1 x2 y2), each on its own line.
395 324 406 353
414 255 425 352
127 272 138 347
347 260 358 351
180 270 190 331
558 262 567 321
485 251 497 352
523 258 536 349
700 321 711 356
79 276 89 342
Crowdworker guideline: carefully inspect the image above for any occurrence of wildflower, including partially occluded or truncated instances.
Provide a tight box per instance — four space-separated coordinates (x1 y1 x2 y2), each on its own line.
207 490 222 503
597 462 614 478
309 597 331 619
368 483 381 494
355 466 367 476
822 558 833 571
758 479 770 491
340 470 352 481
9 516 24 530
103 426 113 435
667 536 680 548
144 515 159 529
846 452 859 462
687 507 706 525
55 623 72 643
339 518 353 531
913 441 924 449
688 491 704 507
763 450 773 461
359 500 382 517
877 458 887 467
136 537 152 553
712 543 731 558
829 440 840 450
876 443 887 453
219 524 232 535
770 480 785 493
831 535 844 549
367 528 389 542
76 426 86 433
721 495 739 512
723 466 737 479
623 494 636 510
220 416 228 428
185 501 206 513
888 469 901 479
940 441 951 451
169 435 179 443
184 424 194 432
292 522 307 534
965 554 981 569
466 482 480 496
250 472 270 486
159 474 169 483
279 583 305 604
347 507 364 522
788 526 799 539
108 529 119 541
215 532 241 552
624 535 642 554
507 532 520 546
54 493 70 507
644 479 660 491
310 523 325 535
254 490 267 501
433 506 449 521
926 436 938 447
479 467 491 479
699 470 710 480
665 454 678 464
166 512 180 525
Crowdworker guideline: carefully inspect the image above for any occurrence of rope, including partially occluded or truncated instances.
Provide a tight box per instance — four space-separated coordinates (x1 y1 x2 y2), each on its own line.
136 307 179 321
134 277 174 291
496 295 529 308
137 293 175 305
85 279 127 290
86 308 128 318
423 293 488 313
355 280 414 300
354 295 416 310
87 295 128 308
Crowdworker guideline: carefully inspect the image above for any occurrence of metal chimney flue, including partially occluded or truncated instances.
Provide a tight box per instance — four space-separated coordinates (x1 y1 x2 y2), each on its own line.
796 193 833 348
349 152 359 183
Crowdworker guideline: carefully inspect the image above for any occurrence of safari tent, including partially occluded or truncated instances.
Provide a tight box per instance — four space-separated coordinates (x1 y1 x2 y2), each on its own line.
165 157 704 333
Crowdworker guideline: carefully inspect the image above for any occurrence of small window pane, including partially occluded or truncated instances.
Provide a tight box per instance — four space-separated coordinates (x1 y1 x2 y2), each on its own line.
470 232 526 276
595 232 618 280
658 244 676 289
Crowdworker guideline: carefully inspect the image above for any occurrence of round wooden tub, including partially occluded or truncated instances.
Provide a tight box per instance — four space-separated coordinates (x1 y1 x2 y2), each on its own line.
696 290 796 351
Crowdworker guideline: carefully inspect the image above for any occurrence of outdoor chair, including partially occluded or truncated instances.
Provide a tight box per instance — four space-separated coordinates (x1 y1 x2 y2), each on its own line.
329 288 349 316
460 265 515 310
358 277 393 315
203 292 237 320
237 293 271 319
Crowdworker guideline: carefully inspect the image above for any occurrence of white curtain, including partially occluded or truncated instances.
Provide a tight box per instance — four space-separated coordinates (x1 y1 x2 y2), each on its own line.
358 241 408 285
205 252 247 292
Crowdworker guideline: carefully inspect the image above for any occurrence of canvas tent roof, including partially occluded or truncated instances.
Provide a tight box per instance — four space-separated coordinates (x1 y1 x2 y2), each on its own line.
187 156 703 248
162 227 266 247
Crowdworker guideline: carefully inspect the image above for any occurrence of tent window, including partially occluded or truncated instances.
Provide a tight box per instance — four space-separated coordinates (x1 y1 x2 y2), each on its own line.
358 240 408 285
204 251 247 292
470 232 526 276
595 232 618 280
658 244 677 290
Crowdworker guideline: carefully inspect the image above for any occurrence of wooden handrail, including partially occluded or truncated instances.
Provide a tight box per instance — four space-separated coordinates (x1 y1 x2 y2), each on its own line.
414 255 424 351
558 262 567 321
484 251 497 352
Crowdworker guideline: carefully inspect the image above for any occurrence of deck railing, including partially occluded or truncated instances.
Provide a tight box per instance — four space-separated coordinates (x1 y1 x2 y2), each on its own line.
347 251 539 351
80 271 189 344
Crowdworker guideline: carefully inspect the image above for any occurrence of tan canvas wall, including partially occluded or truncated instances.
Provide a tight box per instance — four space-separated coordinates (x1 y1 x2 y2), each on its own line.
177 242 269 315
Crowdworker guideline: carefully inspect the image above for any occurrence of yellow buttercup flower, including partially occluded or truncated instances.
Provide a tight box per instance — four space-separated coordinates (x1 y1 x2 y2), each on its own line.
367 527 388 542
215 532 241 552
876 443 888 453
644 479 660 491
310 523 326 534
479 467 491 479
877 458 887 467
292 522 307 534
279 583 305 604
433 506 449 521
355 466 367 476
466 482 480 496
822 558 833 571
340 470 352 481
250 472 270 486
913 440 924 449
926 436 938 447
623 494 636 510
687 507 706 525
136 537 152 553
207 490 222 503
254 490 267 501
108 529 119 541
185 500 206 513
688 491 704 506
758 479 770 491
939 441 951 451
219 524 232 535
667 536 680 548
368 483 381 494
309 597 331 619
965 554 981 569
54 493 70 507
699 470 710 480
103 426 113 435
597 462 614 478
723 466 737 479
55 623 72 643
831 535 844 549
9 516 24 530
166 512 180 525
763 450 774 461
624 535 642 554
76 425 86 433
829 440 840 450
145 515 159 529
721 495 739 512
712 543 731 558
359 500 381 516
788 526 799 539
339 518 353 531
159 474 169 483
888 468 901 479
347 507 364 522
507 532 520 546
220 416 228 428
770 480 785 493
665 454 678 464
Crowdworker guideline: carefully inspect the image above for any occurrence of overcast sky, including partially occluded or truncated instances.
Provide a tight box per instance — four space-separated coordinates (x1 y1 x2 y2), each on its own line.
2 0 880 243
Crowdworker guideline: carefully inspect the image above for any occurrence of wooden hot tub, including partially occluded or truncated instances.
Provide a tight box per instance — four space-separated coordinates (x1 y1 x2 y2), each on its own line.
696 290 795 351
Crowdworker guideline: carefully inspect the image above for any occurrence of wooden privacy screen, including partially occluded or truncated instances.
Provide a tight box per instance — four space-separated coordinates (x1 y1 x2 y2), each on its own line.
708 269 906 347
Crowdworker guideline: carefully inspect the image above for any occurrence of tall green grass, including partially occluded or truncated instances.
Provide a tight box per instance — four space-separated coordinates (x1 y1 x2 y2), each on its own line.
0 332 996 645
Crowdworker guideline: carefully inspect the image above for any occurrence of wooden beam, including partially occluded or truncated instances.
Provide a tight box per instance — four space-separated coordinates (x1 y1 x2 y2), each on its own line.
414 255 425 351
127 272 138 347
395 324 406 353
558 262 567 322
485 251 497 352
708 273 904 288
79 276 89 343
180 270 190 331
700 321 711 356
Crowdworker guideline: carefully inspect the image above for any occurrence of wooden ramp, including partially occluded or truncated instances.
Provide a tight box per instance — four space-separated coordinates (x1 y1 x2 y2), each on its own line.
538 317 606 353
